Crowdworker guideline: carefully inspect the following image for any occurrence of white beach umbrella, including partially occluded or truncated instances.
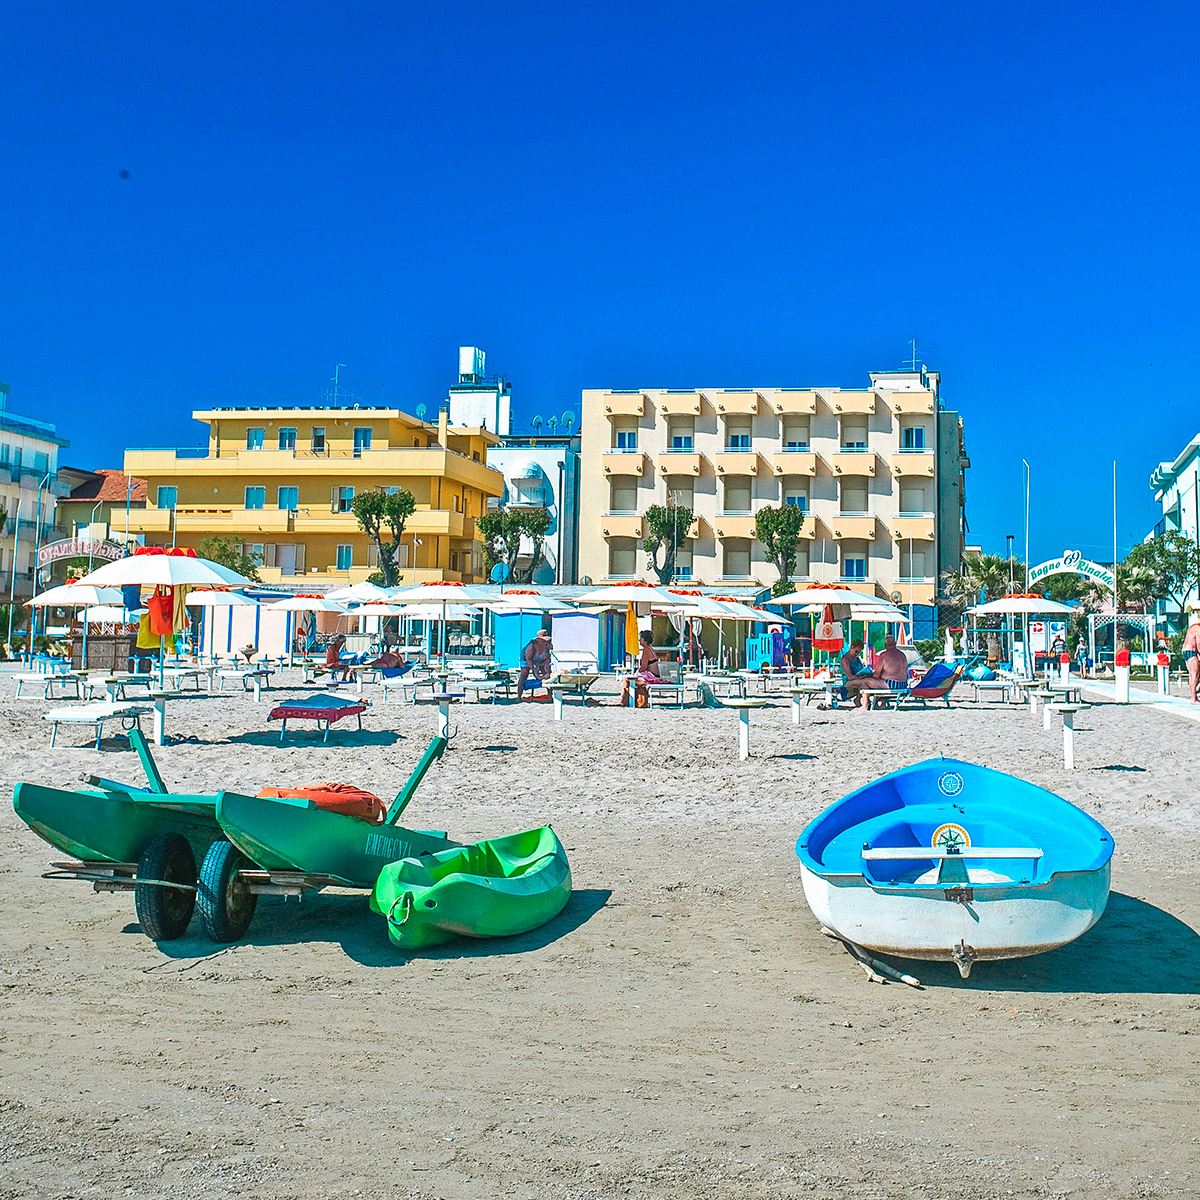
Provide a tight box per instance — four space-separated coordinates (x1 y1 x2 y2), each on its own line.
771 584 884 608
483 589 573 613
326 580 392 603
74 551 254 589
966 594 1078 616
186 590 260 607
82 605 146 623
573 583 691 607
267 594 350 666
389 582 486 667
28 583 125 608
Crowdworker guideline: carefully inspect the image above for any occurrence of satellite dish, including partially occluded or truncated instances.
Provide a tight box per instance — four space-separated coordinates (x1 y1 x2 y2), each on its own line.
562 411 575 430
416 403 427 420
890 590 904 603
580 575 593 585
531 414 543 432
490 563 510 583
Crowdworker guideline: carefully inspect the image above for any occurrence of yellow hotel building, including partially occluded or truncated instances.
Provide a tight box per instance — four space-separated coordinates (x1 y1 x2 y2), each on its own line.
579 369 968 631
123 406 503 586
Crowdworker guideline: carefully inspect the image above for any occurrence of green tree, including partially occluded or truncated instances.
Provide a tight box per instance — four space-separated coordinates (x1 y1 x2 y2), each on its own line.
754 505 807 597
476 507 553 583
351 489 416 587
196 535 263 582
1125 532 1199 626
642 502 694 585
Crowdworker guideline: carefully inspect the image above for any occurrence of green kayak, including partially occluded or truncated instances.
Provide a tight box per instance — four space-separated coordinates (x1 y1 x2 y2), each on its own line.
370 825 572 950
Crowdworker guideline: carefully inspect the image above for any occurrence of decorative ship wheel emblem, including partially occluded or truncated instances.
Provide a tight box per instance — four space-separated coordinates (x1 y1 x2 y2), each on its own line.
932 822 971 852
937 771 965 797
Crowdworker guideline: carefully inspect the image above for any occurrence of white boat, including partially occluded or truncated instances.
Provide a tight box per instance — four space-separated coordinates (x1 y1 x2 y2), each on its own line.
796 758 1113 977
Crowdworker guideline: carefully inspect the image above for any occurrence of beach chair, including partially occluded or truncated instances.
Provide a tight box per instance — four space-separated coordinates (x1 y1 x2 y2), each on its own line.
903 663 964 708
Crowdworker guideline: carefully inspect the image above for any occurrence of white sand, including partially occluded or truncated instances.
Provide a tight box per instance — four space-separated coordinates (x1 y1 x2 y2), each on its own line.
1 674 1197 1199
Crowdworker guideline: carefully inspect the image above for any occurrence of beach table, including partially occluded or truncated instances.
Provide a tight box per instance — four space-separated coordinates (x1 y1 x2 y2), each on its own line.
100 673 157 701
1045 682 1083 705
461 679 502 703
343 664 382 693
713 696 770 760
545 681 588 720
1035 689 1060 728
1046 702 1083 769
146 689 214 746
687 673 746 700
12 671 84 700
789 680 834 722
413 690 463 738
161 664 214 692
42 701 151 750
215 666 274 701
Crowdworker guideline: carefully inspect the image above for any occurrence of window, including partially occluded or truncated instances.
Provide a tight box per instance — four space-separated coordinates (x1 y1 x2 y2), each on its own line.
311 427 326 453
608 538 637 576
13 448 21 473
278 427 297 450
784 488 808 511
840 421 867 449
791 544 810 579
0 444 8 463
156 486 177 510
277 486 299 510
352 427 372 456
244 486 266 510
615 429 638 451
900 545 928 579
673 547 693 580
840 481 868 514
33 452 49 475
782 420 810 449
901 425 926 450
899 484 930 513
722 539 752 578
725 421 751 450
841 546 868 579
670 433 694 450
669 418 695 450
246 427 265 450
610 481 638 512
244 544 265 567
335 544 353 570
333 486 355 513
723 480 751 513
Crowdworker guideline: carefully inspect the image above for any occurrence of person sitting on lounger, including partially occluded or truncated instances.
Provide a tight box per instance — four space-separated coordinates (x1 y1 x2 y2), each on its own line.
620 631 668 707
369 649 406 669
323 632 349 682
839 640 876 706
873 635 910 691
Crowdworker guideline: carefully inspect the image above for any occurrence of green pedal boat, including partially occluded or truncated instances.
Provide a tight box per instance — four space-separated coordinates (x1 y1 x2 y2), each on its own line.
371 825 572 950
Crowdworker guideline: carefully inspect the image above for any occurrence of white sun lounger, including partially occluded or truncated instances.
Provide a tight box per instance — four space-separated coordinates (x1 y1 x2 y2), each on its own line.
42 702 152 750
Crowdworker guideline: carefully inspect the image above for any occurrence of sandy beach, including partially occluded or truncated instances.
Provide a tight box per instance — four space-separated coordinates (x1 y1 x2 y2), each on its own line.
1 676 1198 1200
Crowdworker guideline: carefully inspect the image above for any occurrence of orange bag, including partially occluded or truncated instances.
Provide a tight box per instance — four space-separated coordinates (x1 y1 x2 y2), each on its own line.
147 587 175 636
257 782 385 824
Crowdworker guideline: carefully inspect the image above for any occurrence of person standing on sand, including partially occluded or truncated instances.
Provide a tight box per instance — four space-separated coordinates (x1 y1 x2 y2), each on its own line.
1182 610 1200 703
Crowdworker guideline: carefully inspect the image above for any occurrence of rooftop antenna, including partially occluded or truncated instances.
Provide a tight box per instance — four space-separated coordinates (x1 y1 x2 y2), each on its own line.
906 339 920 372
546 415 558 433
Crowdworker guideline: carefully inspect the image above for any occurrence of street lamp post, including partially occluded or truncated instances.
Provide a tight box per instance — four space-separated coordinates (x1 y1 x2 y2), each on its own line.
1006 534 1014 591
29 471 52 664
88 500 103 573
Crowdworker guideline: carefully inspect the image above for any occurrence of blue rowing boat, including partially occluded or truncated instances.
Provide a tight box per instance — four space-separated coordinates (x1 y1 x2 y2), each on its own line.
796 758 1114 977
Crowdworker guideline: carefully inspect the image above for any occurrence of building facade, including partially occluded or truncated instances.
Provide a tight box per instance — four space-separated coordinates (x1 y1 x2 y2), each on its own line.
578 369 968 631
1148 434 1200 621
123 406 503 588
0 384 71 601
44 467 148 584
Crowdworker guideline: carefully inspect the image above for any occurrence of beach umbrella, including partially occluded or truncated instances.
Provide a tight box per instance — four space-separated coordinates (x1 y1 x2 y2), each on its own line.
326 580 392 604
82 605 146 623
186 589 261 661
390 581 484 668
28 583 126 609
770 583 884 608
266 594 349 667
624 600 641 665
574 582 689 607
73 546 254 589
966 593 1077 616
483 588 572 613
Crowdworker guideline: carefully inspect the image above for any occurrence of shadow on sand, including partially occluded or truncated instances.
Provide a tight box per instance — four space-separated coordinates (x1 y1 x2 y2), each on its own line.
223 729 402 748
892 892 1200 994
142 888 613 968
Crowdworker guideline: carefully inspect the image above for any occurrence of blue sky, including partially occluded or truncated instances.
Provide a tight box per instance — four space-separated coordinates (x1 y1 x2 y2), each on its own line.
2 2 1197 564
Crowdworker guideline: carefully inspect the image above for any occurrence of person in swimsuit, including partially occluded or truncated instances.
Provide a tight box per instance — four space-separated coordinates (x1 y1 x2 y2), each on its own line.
1183 610 1200 703
620 631 666 706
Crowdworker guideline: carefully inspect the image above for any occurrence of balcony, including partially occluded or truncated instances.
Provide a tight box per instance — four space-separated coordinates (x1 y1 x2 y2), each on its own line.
173 506 293 534
713 450 759 476
891 579 936 605
712 513 757 539
829 513 877 540
890 449 936 477
827 449 876 476
657 450 702 476
771 450 817 476
888 390 937 415
600 392 646 417
600 512 644 539
601 450 645 477
654 391 702 416
891 514 936 541
766 389 818 416
820 389 876 415
125 509 174 534
707 389 759 416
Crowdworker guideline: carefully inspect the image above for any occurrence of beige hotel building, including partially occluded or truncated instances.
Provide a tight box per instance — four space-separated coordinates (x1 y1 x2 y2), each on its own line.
578 368 968 631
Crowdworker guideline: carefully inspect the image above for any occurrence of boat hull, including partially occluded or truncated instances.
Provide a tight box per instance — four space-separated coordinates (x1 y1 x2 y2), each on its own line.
215 791 459 886
371 825 572 949
14 782 222 864
800 860 1111 966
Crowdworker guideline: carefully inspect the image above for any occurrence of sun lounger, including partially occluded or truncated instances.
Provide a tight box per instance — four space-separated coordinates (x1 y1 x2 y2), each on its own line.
42 701 151 750
215 666 274 701
267 693 368 743
13 671 84 700
902 663 964 708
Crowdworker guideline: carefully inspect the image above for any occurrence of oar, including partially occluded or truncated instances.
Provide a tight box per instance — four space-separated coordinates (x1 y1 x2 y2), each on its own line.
384 734 448 825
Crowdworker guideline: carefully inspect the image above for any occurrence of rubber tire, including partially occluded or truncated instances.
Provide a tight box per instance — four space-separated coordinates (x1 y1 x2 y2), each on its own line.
197 839 257 943
134 833 197 942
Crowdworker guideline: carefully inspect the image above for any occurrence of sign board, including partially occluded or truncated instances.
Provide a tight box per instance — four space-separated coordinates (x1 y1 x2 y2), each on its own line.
1028 548 1114 591
37 538 126 568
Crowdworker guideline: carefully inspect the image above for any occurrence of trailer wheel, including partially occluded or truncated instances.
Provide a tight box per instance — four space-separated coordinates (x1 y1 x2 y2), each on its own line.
197 840 257 943
134 833 197 942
